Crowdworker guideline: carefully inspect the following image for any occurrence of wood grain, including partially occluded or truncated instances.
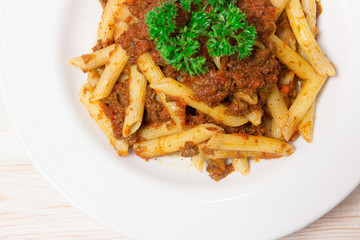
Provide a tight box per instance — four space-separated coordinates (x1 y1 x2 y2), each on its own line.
0 99 359 239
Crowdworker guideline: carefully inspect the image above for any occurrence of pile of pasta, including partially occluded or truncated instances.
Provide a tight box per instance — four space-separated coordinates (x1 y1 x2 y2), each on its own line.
69 0 335 179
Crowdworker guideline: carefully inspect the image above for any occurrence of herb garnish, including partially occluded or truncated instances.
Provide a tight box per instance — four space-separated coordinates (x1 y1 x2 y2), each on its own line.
145 0 257 76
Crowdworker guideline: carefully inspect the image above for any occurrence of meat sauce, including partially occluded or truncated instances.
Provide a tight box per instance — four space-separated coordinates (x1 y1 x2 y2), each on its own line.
100 0 281 181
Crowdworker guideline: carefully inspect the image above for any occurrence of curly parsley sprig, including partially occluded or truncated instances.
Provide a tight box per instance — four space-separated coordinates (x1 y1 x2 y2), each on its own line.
145 0 257 76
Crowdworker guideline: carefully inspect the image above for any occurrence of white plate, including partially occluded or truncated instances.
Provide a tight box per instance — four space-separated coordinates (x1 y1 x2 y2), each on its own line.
1 1 360 239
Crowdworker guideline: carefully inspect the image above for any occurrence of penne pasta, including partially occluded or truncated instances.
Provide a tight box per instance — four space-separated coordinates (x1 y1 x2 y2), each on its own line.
266 85 289 136
134 124 223 159
263 116 272 138
87 70 100 89
301 0 318 38
286 0 335 76
117 3 138 24
113 20 129 42
276 12 296 50
269 34 317 80
137 52 185 128
270 116 284 140
207 134 294 156
191 154 205 173
198 146 283 160
137 52 165 83
270 0 291 19
68 44 115 73
138 121 186 141
234 90 258 105
97 0 123 47
79 83 128 156
298 101 315 143
123 65 147 137
282 75 327 141
151 78 250 127
232 158 250 176
298 0 317 142
245 109 263 126
92 45 129 100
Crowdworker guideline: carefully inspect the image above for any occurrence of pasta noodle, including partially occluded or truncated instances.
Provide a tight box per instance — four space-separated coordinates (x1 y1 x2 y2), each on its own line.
79 83 128 156
269 34 317 80
92 45 129 100
97 0 123 47
134 124 223 159
283 74 327 141
286 0 335 76
123 65 147 137
191 154 205 173
68 44 115 73
207 134 294 156
232 158 250 176
270 0 291 19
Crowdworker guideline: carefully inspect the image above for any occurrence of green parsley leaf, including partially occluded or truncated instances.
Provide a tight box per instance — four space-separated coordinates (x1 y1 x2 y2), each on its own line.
145 0 257 76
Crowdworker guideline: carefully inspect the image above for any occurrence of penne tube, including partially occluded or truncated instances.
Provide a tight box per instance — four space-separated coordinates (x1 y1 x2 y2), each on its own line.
276 13 296 51
97 0 123 47
79 83 128 156
87 70 100 89
298 102 315 143
266 85 289 136
92 45 129 100
113 20 129 42
263 116 272 138
151 78 250 127
137 52 184 128
117 3 138 23
93 66 105 77
68 44 115 73
138 121 187 141
198 146 283 160
301 0 318 37
282 74 327 141
232 158 250 176
191 154 205 173
285 0 335 76
123 65 147 137
298 0 317 143
270 116 284 140
137 52 165 83
245 109 263 126
207 134 294 156
234 90 258 105
278 69 295 85
270 0 291 19
134 124 223 159
269 34 317 80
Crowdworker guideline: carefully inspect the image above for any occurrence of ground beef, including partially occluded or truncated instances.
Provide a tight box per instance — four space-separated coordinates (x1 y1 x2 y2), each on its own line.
101 80 130 139
206 159 234 181
228 99 250 116
237 0 277 41
183 70 235 107
143 87 171 124
179 142 199 158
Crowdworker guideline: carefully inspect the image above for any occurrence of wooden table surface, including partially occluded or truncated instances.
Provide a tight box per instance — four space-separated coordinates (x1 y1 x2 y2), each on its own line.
1 99 359 240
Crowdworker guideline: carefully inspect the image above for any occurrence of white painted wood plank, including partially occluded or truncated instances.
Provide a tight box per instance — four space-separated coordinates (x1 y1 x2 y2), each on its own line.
0 100 28 166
